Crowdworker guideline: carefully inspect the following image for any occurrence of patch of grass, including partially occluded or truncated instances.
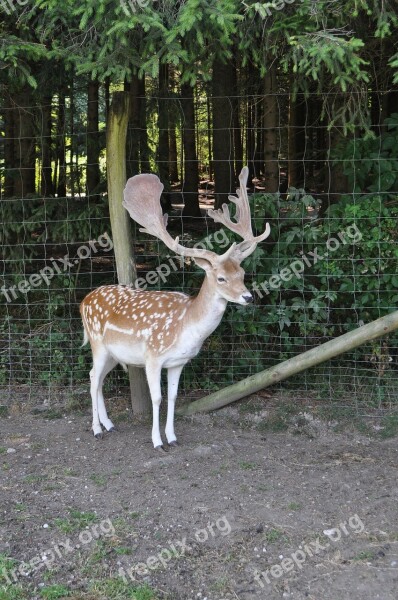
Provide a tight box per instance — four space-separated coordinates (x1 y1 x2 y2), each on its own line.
90 577 158 599
264 528 284 543
287 502 302 511
0 555 17 584
0 585 28 600
114 547 133 556
239 461 257 470
89 474 107 487
39 585 70 599
54 510 98 533
1 463 10 472
0 406 9 417
379 413 398 438
63 468 78 477
353 549 375 561
0 448 6 455
13 503 27 512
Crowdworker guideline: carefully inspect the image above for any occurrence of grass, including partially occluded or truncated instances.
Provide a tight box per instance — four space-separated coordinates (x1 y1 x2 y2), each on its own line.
287 502 302 511
239 461 257 470
40 585 70 599
264 528 285 543
54 510 98 533
0 586 28 600
0 448 6 455
379 413 398 438
90 578 158 600
89 474 107 487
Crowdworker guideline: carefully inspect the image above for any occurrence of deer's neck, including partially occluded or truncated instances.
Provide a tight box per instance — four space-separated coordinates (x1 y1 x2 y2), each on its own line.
187 277 227 338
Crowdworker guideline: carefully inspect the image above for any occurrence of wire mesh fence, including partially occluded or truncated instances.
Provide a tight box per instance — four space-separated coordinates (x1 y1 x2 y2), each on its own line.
1 89 397 422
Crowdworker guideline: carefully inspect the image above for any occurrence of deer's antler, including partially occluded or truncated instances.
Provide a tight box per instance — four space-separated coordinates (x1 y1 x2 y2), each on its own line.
208 166 270 262
123 174 218 264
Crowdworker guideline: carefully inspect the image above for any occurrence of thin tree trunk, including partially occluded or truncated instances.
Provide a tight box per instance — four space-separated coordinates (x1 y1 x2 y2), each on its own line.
288 93 306 188
169 125 179 183
138 76 150 172
212 56 235 209
56 86 67 197
232 62 243 176
86 79 100 199
40 94 54 197
157 63 170 189
181 81 200 218
127 73 140 178
14 88 36 198
263 62 279 193
3 95 15 197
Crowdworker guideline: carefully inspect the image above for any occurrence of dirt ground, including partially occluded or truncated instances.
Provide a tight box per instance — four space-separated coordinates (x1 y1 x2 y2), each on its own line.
0 398 398 600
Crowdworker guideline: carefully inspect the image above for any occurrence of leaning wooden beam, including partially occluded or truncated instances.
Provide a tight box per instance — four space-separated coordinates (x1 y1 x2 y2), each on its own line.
106 91 151 414
176 310 398 416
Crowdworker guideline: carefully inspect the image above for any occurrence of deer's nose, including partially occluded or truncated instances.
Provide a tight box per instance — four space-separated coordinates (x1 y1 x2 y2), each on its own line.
243 294 253 304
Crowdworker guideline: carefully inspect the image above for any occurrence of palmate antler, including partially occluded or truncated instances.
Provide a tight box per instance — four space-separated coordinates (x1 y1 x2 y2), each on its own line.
123 167 270 265
123 174 218 265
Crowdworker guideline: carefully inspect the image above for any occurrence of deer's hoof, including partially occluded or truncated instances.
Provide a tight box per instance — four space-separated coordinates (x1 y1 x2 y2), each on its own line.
94 432 103 440
109 426 117 433
155 445 169 453
168 440 179 447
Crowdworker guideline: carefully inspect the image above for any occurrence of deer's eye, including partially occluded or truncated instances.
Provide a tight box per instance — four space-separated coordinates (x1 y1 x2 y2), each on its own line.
217 276 226 283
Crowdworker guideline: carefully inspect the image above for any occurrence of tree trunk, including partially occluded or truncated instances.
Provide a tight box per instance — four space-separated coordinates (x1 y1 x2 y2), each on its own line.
138 76 150 172
86 78 100 199
56 84 67 197
288 93 306 188
212 56 235 209
126 73 140 178
176 311 398 415
263 63 279 193
157 63 170 189
14 88 36 198
181 81 200 218
169 125 179 183
232 60 243 176
40 94 54 197
3 94 15 197
106 91 152 415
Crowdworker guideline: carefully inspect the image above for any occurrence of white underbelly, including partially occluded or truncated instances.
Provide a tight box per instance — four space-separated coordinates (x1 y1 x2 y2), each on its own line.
106 342 146 368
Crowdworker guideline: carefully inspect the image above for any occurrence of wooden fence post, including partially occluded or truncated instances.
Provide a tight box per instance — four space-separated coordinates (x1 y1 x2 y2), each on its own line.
176 310 398 416
106 91 152 415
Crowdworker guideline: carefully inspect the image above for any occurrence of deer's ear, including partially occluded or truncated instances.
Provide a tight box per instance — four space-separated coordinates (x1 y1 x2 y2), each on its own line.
193 256 214 272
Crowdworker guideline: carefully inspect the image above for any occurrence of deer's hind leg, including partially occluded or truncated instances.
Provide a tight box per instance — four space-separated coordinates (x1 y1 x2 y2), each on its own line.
90 348 117 438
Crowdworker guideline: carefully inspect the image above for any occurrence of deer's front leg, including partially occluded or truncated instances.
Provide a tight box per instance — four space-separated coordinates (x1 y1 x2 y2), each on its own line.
165 365 184 446
145 360 164 449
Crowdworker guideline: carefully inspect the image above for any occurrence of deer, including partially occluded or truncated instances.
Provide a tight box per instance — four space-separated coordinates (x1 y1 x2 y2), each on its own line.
80 166 270 451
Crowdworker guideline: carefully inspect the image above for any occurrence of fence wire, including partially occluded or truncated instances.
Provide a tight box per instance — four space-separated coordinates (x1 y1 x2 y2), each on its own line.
1 90 397 425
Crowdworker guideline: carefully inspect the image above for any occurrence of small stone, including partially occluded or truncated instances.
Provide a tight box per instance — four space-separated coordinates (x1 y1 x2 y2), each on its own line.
7 448 16 454
43 523 49 529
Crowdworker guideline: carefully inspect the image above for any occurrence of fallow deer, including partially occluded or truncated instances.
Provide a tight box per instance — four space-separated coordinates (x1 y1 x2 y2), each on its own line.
80 166 270 450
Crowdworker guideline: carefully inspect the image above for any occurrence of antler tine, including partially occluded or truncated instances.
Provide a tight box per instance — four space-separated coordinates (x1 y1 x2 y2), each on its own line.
208 167 253 239
207 167 271 263
123 174 217 264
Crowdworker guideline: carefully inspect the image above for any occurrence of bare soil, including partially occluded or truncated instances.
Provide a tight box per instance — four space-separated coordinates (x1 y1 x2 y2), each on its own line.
1 400 398 600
